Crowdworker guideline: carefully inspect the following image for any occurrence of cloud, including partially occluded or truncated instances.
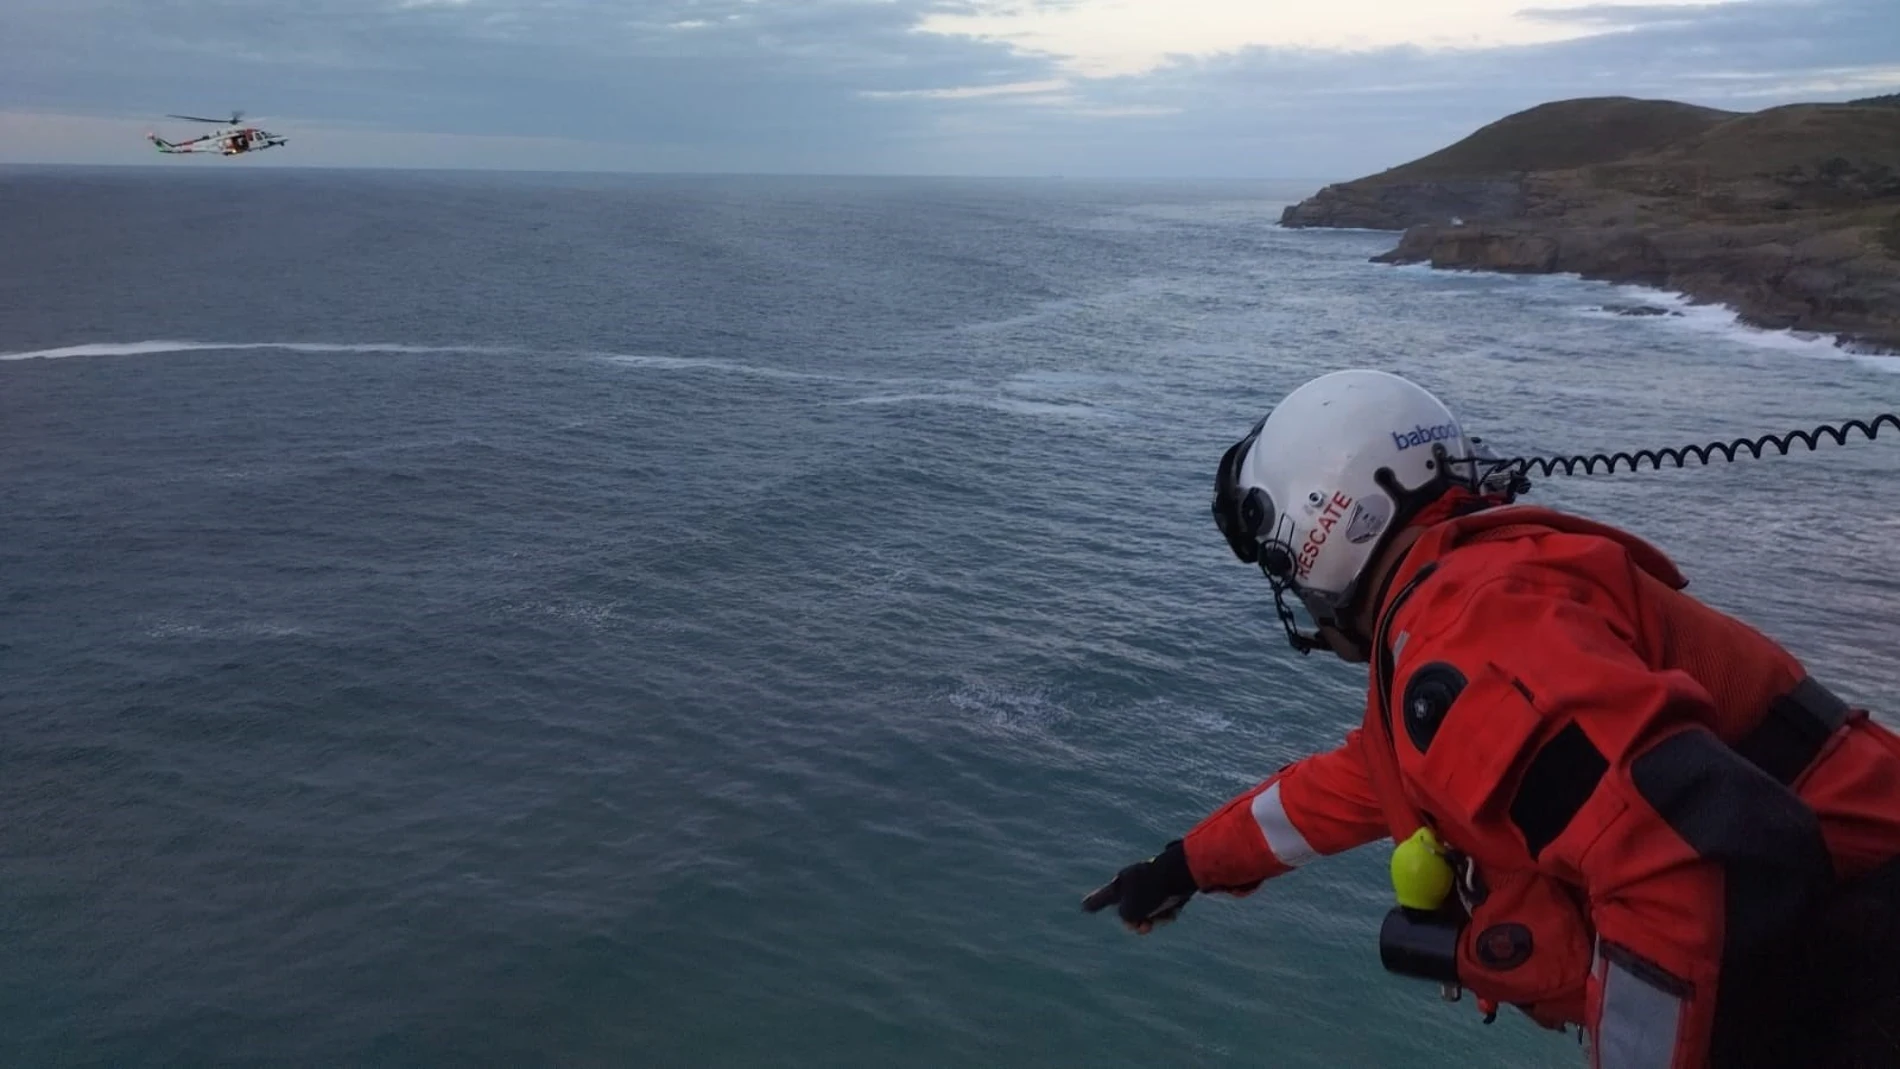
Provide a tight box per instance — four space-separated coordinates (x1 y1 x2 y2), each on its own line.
0 0 1894 176
860 79 1072 100
981 0 1900 174
917 0 1742 77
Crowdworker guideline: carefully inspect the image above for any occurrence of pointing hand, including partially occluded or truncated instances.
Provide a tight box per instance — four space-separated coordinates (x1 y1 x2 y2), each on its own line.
1082 839 1199 934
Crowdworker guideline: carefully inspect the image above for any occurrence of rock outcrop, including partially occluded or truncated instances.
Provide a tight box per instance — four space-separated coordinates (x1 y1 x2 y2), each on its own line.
1277 179 1525 230
1280 96 1900 351
1372 222 1900 346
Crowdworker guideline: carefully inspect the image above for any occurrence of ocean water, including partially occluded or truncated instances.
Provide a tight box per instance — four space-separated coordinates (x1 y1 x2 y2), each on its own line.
2 167 1897 1068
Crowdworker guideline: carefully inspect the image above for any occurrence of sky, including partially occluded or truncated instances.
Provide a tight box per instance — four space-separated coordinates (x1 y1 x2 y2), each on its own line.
1 0 1896 177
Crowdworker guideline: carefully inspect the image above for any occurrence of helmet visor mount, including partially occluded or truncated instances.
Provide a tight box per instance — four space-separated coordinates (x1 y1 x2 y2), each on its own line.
1212 419 1343 655
1211 416 1270 565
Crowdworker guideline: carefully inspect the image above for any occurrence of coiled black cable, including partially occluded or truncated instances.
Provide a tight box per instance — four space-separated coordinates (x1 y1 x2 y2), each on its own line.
1455 414 1900 485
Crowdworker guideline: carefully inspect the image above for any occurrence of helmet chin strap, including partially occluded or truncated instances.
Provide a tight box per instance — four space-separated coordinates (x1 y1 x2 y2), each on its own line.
1263 569 1342 656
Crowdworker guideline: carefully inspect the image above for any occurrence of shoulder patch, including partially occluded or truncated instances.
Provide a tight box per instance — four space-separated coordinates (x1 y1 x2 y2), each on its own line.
1401 662 1468 754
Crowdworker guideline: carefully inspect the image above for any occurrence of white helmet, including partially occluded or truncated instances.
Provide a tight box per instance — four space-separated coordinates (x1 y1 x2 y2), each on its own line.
1211 369 1512 651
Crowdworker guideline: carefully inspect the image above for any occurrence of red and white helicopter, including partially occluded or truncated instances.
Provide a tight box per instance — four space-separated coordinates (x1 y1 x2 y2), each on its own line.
147 111 288 156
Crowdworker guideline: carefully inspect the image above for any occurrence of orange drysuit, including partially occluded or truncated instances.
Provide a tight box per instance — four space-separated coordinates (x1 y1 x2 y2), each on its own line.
1182 501 1900 1068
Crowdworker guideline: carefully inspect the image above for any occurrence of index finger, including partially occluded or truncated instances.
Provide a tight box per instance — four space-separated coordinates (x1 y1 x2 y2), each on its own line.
1081 879 1121 913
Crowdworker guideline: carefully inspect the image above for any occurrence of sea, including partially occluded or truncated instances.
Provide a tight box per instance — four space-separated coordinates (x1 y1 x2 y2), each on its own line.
2 166 1897 1068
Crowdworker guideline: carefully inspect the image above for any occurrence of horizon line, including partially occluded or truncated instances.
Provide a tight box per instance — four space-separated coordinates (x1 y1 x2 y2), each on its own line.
0 160 1343 184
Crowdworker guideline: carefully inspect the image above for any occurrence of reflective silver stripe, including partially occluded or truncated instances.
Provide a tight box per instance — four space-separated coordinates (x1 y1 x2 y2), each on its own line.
1250 782 1317 867
1595 944 1683 1069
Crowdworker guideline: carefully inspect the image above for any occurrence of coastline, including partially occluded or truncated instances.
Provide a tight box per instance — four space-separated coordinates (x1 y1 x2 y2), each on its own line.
1270 217 1900 361
1272 96 1900 356
1363 220 1900 355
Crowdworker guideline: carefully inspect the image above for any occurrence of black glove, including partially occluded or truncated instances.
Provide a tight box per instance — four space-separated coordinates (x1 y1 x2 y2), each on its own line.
1081 839 1199 930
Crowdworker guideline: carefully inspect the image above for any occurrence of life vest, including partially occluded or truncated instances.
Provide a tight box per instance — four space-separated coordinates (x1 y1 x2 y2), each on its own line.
1356 502 1691 846
1352 501 1900 1059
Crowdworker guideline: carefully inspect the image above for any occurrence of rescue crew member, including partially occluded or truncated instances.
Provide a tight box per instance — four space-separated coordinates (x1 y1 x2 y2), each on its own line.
1083 369 1900 1068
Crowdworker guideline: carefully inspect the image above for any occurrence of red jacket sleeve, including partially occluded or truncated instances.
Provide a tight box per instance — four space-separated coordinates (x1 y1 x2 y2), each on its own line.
1180 727 1390 893
1391 573 1832 1069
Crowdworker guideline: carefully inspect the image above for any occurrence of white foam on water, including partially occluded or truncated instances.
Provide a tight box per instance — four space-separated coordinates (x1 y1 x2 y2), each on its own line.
496 599 623 631
986 396 1114 420
834 392 955 407
1123 696 1233 735
953 301 1085 335
143 618 311 640
1002 369 1133 391
0 340 504 361
947 681 1073 732
836 391 1114 421
837 370 1126 421
1377 257 1898 374
1585 285 1900 374
838 548 914 599
1390 263 1898 374
593 351 891 386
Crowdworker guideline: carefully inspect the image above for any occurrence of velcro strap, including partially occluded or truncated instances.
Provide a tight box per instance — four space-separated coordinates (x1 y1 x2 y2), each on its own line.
1734 677 1851 787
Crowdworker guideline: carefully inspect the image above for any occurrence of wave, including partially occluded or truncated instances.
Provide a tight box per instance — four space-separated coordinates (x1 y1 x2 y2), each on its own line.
1585 287 1900 374
143 617 312 640
0 340 504 361
1003 369 1135 391
0 341 906 385
1388 264 1899 374
837 391 1116 421
491 599 628 631
1555 273 1896 372
947 680 1075 733
835 367 1134 422
592 351 879 385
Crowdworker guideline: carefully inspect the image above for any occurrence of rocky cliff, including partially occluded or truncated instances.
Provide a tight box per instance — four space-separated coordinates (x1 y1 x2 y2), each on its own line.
1280 95 1900 351
1276 179 1525 230
1372 222 1900 343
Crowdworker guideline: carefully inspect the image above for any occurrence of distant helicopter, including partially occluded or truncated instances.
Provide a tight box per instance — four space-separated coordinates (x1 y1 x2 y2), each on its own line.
147 111 287 156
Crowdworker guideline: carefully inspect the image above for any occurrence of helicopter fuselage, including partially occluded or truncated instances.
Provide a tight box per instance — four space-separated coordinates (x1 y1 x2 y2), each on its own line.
148 124 287 156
